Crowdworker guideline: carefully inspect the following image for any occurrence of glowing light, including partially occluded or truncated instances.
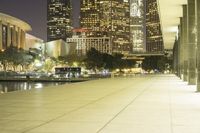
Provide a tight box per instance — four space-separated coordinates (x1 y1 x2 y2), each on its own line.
34 60 43 68
73 62 78 67
35 83 43 89
167 26 178 33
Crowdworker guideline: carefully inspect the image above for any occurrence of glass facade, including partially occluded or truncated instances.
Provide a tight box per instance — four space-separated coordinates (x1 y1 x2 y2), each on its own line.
130 0 145 53
47 0 72 41
80 0 131 54
146 0 164 53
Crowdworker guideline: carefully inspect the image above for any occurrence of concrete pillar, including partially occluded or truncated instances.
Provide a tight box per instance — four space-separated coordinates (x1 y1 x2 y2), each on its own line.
180 17 184 79
177 25 181 78
187 0 196 85
17 27 21 48
182 5 188 82
0 21 2 50
196 0 200 91
7 23 11 48
173 38 178 75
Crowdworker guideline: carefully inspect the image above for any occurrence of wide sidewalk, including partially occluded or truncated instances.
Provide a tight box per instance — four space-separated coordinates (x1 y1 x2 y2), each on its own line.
0 74 200 133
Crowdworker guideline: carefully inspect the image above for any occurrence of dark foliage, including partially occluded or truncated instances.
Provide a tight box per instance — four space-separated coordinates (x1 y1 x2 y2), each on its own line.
142 56 171 72
84 48 136 71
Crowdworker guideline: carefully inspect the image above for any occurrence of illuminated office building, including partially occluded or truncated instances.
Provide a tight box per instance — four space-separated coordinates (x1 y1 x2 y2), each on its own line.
67 35 111 56
80 0 131 54
146 0 164 53
130 0 145 53
47 0 72 41
80 0 100 37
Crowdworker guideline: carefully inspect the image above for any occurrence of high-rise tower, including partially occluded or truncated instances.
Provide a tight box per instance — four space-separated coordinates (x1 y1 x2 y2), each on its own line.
130 0 145 53
80 0 131 54
146 0 164 53
47 0 72 41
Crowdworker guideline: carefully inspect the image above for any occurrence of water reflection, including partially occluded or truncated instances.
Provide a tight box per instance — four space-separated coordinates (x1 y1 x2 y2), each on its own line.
0 82 66 94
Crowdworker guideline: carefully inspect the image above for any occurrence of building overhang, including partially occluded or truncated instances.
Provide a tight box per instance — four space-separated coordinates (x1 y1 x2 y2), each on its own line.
0 12 32 31
157 0 187 49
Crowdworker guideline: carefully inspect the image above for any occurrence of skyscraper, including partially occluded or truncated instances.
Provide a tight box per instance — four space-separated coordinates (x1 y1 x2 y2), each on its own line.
80 0 100 37
130 0 145 53
146 0 164 53
47 0 72 41
80 0 131 54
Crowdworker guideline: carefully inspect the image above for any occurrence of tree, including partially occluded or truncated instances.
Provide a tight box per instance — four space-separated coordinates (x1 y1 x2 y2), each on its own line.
58 54 86 66
102 53 114 70
123 59 136 69
84 48 136 72
142 56 170 72
84 48 104 71
142 56 160 71
112 53 125 70
0 46 34 72
16 49 34 71
0 50 6 71
43 58 56 72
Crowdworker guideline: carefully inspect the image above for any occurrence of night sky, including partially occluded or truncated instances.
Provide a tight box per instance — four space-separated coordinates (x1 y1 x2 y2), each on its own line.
0 0 80 41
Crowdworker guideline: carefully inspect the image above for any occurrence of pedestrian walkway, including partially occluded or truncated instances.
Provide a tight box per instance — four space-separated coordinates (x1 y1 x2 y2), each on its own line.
0 74 200 133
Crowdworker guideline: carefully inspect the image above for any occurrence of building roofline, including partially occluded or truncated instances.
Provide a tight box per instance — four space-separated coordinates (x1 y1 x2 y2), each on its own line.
0 12 32 31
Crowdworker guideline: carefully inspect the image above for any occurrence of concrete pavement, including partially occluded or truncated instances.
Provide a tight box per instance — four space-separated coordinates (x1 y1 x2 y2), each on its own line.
0 74 200 133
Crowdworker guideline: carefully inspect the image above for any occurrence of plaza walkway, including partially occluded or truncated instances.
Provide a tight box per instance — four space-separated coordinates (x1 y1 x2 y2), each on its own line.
0 74 200 133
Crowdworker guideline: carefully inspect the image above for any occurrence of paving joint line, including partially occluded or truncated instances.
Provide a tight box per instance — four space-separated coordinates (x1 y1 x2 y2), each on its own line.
22 77 146 133
168 84 174 133
96 79 153 133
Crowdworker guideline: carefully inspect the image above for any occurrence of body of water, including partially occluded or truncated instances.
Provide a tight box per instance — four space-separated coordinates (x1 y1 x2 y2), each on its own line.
0 82 66 94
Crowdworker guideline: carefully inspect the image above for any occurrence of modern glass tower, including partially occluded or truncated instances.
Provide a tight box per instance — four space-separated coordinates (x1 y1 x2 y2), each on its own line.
47 0 72 41
130 0 145 53
146 0 164 53
80 0 131 54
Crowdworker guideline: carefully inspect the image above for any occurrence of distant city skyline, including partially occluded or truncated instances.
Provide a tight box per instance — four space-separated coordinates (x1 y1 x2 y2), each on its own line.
0 0 80 41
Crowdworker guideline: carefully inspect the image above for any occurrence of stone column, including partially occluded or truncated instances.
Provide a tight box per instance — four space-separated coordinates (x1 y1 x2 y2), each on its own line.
12 26 16 47
0 21 2 50
20 30 25 49
187 0 196 85
183 5 188 82
7 23 11 48
196 0 200 91
17 27 21 48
